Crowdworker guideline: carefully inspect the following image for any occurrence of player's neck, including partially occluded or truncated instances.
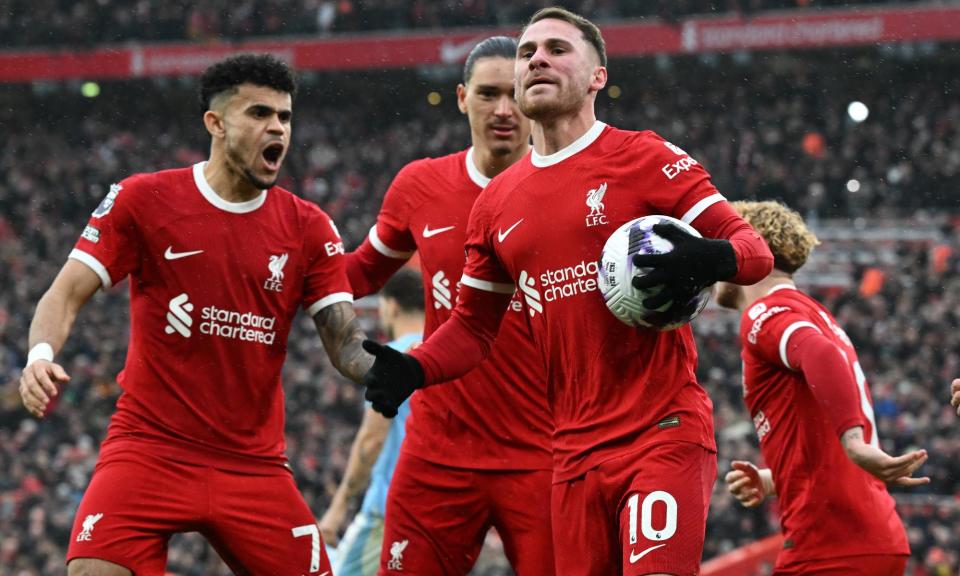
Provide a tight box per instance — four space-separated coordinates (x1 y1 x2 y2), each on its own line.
531 106 597 156
740 273 795 311
472 143 530 179
204 158 263 203
389 315 424 340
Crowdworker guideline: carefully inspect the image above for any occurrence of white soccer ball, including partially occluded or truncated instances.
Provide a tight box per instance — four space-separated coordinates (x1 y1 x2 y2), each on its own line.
597 215 711 330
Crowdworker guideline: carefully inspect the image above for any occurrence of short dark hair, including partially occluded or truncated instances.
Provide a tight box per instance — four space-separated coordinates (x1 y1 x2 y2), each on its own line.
523 7 607 67
380 268 424 313
199 53 297 112
463 36 517 84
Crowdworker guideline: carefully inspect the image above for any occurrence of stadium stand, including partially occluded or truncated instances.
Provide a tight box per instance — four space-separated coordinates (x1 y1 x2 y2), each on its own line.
0 1 919 47
0 3 957 574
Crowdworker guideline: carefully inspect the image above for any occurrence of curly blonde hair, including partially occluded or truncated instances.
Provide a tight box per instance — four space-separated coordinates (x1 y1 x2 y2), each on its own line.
731 201 820 273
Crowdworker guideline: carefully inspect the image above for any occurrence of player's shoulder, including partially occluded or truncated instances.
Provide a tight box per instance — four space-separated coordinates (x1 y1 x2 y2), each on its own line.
399 149 469 182
740 286 822 346
94 166 193 217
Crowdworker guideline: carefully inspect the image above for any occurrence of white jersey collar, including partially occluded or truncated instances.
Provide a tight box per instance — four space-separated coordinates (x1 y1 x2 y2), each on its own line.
767 283 797 295
193 162 268 214
531 121 606 168
465 147 491 188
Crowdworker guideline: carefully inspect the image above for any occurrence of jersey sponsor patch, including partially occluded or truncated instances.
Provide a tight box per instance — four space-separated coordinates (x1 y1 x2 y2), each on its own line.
747 305 790 344
81 225 101 243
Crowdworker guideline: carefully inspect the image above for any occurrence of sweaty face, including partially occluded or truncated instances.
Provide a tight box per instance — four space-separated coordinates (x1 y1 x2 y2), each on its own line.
460 57 531 157
219 84 292 189
515 18 601 121
714 281 743 310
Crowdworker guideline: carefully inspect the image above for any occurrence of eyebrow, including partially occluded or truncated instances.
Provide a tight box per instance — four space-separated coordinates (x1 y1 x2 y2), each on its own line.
517 37 575 54
247 103 292 117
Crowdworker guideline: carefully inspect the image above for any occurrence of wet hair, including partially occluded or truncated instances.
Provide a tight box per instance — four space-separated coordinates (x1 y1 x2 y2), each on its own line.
523 7 607 67
380 268 425 313
199 53 297 112
731 201 820 273
463 36 518 84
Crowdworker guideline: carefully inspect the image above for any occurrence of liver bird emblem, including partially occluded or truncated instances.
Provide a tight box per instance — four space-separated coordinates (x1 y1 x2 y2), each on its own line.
268 253 288 283
586 182 607 216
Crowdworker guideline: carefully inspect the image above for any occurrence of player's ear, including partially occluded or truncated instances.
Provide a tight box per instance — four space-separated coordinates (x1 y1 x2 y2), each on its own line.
589 66 607 94
456 84 468 115
203 109 226 139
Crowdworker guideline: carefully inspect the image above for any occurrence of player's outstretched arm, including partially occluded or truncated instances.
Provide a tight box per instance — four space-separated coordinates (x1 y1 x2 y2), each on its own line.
20 260 101 418
313 302 374 384
840 427 930 487
725 460 776 508
951 378 960 416
319 406 391 545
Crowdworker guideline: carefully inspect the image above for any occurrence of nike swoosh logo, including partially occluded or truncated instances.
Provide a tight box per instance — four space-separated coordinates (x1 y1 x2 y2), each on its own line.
629 544 666 564
423 225 455 238
164 247 204 260
497 219 524 243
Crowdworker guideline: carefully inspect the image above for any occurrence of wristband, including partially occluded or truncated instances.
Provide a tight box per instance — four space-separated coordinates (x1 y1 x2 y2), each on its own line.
26 343 54 367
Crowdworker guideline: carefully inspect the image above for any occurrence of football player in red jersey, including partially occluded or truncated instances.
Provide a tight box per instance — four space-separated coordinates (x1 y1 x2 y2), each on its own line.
327 37 555 575
361 8 773 575
18 54 372 576
717 201 928 575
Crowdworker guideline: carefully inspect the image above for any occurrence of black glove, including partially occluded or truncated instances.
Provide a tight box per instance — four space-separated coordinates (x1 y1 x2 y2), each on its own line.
362 339 425 418
631 222 737 310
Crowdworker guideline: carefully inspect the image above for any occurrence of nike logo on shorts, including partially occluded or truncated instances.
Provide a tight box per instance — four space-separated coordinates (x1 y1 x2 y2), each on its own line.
423 225 455 238
629 543 666 563
164 247 204 260
497 219 524 243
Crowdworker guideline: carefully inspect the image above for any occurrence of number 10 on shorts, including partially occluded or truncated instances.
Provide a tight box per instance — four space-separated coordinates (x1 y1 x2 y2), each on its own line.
626 491 677 544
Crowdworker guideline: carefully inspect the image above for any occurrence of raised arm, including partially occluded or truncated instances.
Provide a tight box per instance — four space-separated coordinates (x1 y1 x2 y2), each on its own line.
313 302 374 384
20 260 102 417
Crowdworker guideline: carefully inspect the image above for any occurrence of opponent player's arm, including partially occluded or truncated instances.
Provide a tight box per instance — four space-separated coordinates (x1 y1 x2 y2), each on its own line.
787 328 929 487
20 260 102 417
319 406 391 545
313 302 374 384
725 461 776 508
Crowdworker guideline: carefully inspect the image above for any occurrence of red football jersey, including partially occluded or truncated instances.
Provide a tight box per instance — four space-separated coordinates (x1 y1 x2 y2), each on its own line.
461 123 727 480
70 163 352 471
740 284 909 563
362 148 552 469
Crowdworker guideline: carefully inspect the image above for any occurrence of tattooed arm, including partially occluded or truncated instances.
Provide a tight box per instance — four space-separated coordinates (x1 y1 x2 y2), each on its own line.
313 301 374 384
840 426 929 487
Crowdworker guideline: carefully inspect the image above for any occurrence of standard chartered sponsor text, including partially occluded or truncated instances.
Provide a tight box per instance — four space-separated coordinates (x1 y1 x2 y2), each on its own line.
541 260 599 302
200 305 277 345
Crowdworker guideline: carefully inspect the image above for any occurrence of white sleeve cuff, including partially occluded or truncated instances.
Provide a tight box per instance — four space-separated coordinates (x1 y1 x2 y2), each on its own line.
679 193 726 225
368 226 415 259
460 274 515 294
306 292 354 316
779 321 821 370
68 249 112 289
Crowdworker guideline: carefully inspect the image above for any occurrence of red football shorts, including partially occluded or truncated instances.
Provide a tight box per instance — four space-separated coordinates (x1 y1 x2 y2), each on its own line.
774 554 909 575
67 448 330 575
552 440 717 576
378 450 554 575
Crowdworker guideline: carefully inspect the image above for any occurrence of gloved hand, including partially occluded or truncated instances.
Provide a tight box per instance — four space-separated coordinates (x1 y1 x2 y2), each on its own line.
362 340 425 418
631 222 737 310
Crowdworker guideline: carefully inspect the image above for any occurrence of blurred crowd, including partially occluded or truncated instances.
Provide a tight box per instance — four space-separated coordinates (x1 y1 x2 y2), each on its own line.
0 0 927 48
0 43 958 574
